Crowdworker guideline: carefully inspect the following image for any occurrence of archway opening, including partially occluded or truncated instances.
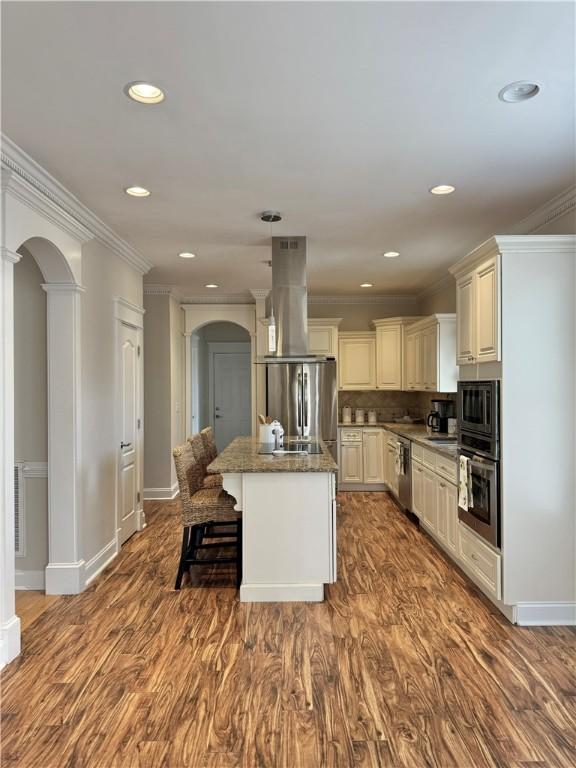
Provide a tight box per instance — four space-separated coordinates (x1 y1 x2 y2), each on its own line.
191 321 252 452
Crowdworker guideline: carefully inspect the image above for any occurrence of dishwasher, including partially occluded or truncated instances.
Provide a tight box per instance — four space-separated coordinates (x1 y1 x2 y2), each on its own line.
395 435 412 512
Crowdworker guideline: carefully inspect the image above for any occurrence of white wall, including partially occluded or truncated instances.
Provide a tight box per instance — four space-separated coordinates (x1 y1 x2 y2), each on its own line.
80 239 143 565
169 296 185 487
13 247 48 574
418 281 457 314
308 297 420 330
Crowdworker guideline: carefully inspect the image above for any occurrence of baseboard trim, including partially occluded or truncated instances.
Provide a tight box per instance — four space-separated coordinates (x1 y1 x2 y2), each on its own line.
45 560 85 595
338 483 388 491
1 615 22 668
514 602 576 626
15 569 45 590
143 482 179 500
84 538 118 587
240 583 325 603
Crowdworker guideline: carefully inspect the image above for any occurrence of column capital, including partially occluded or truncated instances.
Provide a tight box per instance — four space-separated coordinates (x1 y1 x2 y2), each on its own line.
250 288 270 301
42 282 85 294
1 247 21 264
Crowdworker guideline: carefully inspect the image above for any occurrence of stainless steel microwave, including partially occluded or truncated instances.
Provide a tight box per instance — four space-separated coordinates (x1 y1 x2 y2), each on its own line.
458 381 500 458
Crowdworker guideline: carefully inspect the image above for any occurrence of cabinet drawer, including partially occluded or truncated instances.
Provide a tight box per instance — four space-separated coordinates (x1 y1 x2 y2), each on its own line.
435 455 458 484
340 429 363 442
422 448 437 469
411 443 423 463
459 524 502 600
387 434 398 447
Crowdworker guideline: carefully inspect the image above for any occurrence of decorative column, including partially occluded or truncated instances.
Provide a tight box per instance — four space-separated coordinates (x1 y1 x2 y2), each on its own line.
0 247 22 665
250 289 270 434
42 282 85 594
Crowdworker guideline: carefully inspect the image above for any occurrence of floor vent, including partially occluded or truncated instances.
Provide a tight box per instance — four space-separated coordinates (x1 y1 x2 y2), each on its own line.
14 463 25 557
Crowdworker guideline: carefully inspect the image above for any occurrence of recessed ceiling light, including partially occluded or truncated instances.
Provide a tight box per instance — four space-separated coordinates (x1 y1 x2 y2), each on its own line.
360 283 373 288
205 283 218 289
498 81 540 103
179 252 196 259
125 82 165 104
430 185 455 195
125 186 150 197
383 251 400 258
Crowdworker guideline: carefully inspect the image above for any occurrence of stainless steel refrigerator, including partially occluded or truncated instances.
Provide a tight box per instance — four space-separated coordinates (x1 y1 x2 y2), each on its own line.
265 359 338 461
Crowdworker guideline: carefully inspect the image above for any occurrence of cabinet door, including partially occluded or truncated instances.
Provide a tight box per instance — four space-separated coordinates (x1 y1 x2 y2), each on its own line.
308 326 335 357
340 443 363 483
476 256 501 363
403 333 417 390
386 445 398 496
421 468 437 532
362 429 384 484
338 337 376 390
445 482 459 555
435 479 448 544
456 272 476 365
421 325 438 391
376 325 402 389
411 460 424 519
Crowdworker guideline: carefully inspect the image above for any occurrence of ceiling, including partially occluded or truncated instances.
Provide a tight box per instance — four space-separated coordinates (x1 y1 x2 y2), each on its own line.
2 1 574 298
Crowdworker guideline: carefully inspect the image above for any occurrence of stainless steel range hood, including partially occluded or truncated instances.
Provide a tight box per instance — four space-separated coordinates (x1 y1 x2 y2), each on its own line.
269 236 308 357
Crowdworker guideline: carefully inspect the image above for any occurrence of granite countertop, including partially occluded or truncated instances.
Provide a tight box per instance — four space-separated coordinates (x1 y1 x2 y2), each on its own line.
339 422 458 460
208 436 338 474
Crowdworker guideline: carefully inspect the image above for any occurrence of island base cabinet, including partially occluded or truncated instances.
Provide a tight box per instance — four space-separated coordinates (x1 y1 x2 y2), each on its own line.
233 472 336 602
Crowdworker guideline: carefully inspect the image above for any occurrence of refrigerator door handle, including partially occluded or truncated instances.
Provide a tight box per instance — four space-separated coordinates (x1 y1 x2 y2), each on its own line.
303 372 308 428
297 372 303 430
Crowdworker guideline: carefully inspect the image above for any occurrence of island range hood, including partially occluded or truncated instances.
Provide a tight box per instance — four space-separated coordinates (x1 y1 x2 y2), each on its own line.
263 235 332 361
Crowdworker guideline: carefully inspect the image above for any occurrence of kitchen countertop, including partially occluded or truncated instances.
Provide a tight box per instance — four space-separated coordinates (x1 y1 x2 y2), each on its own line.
208 436 338 474
339 422 458 460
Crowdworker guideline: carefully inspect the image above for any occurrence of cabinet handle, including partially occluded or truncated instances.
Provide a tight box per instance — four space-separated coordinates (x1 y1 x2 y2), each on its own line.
470 553 478 561
439 482 445 488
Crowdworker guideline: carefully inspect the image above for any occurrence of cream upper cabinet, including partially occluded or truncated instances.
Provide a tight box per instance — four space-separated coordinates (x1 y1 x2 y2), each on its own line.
307 318 342 359
452 253 501 365
338 333 376 390
403 315 457 393
456 272 476 364
362 429 384 484
372 317 421 390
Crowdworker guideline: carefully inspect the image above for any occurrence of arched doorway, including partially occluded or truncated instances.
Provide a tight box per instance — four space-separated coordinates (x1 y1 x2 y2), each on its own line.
191 321 252 451
10 237 83 593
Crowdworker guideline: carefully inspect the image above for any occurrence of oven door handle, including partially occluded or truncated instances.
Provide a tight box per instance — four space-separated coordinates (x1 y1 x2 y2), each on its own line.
467 459 473 507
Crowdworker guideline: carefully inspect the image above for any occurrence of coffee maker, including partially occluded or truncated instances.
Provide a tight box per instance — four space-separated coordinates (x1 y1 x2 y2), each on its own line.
427 399 455 433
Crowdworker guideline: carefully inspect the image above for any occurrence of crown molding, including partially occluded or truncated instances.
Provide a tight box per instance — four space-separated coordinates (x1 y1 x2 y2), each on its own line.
1 134 153 275
508 185 576 235
308 294 419 305
417 274 454 300
180 294 254 305
249 288 271 301
143 284 180 296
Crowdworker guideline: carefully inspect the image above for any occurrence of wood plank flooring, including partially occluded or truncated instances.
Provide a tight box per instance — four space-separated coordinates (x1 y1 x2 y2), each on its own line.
14 591 59 632
1 492 575 767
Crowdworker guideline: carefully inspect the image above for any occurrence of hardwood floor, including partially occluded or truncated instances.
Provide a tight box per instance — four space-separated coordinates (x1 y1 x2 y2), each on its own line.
1 492 575 767
14 591 59 632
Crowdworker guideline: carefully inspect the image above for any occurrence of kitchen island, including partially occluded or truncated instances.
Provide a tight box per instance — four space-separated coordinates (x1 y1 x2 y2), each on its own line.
208 437 338 602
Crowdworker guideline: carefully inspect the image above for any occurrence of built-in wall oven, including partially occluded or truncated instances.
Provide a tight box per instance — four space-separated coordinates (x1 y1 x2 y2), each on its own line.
458 381 501 548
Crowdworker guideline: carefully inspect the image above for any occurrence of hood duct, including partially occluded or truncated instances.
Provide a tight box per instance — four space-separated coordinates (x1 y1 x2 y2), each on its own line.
269 236 308 357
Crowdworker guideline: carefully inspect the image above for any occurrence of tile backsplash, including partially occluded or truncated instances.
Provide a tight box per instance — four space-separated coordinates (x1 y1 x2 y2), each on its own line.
338 390 457 423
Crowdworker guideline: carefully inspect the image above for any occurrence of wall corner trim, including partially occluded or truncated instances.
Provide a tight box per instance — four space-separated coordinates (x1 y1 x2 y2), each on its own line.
0 615 21 669
514 602 576 626
114 296 145 329
45 560 85 595
84 538 119 587
143 482 179 501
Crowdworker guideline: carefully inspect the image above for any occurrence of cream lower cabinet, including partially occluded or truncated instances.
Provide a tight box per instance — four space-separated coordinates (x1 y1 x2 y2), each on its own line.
412 449 459 557
340 442 363 483
338 333 376 390
362 429 384 484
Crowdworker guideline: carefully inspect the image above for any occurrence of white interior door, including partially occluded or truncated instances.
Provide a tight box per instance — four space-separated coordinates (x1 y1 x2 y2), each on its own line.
118 323 138 545
212 352 251 452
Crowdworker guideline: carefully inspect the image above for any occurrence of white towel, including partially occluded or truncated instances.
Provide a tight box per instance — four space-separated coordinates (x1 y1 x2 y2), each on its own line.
458 455 469 511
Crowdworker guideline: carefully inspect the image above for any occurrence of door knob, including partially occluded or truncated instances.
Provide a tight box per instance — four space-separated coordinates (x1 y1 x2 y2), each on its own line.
121 441 132 449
